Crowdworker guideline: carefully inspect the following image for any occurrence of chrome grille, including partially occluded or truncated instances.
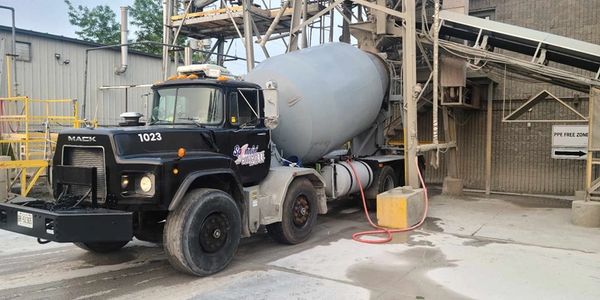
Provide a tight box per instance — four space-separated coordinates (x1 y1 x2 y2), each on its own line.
62 146 107 200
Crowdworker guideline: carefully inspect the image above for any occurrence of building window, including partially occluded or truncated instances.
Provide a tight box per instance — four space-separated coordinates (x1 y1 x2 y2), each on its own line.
470 8 496 20
15 41 31 62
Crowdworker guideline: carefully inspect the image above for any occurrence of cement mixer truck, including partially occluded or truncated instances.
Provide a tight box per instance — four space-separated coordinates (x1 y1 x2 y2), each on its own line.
0 43 411 276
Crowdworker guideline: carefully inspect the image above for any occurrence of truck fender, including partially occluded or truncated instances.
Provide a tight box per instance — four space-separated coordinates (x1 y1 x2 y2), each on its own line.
257 166 327 226
168 169 245 212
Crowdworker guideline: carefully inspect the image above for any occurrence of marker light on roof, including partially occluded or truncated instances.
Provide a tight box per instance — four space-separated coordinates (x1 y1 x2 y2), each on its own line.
176 64 231 79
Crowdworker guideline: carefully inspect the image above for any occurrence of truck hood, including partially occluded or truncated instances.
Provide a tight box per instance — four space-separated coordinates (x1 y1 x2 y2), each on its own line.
58 126 218 157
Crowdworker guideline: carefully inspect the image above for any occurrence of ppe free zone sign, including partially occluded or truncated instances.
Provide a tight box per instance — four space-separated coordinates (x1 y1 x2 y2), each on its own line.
551 125 588 160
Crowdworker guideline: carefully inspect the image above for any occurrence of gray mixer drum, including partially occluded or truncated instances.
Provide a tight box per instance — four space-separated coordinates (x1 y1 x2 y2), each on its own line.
245 43 388 164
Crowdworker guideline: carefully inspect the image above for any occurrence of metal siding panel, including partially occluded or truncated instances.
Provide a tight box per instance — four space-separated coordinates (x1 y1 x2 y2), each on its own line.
1 31 164 128
420 98 586 195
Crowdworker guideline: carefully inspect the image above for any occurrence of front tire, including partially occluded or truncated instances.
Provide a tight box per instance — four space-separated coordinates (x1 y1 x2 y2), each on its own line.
74 241 129 253
266 178 318 244
163 188 241 276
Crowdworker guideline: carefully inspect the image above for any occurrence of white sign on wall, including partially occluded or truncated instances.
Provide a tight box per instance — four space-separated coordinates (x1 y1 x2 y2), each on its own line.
551 125 588 160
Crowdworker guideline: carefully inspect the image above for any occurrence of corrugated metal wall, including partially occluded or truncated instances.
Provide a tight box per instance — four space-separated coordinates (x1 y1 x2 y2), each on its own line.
414 0 597 195
0 30 166 126
420 99 588 195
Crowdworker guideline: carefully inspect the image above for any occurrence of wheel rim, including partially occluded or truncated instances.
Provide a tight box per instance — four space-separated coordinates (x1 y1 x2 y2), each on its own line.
292 195 311 228
383 175 395 191
199 213 230 253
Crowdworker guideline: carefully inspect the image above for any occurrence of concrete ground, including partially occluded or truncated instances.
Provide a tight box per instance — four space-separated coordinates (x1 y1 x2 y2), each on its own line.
0 190 599 300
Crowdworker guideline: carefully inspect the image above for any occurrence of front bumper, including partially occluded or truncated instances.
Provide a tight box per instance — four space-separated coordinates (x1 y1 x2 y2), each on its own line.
0 198 132 243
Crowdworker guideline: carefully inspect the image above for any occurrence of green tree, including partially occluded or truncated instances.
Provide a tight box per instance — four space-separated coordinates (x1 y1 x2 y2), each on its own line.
65 0 203 60
130 0 165 55
64 0 120 45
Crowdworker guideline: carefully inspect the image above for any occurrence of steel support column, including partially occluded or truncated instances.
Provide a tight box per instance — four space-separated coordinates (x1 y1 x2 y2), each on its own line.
301 0 309 48
216 38 225 66
162 0 173 80
432 0 440 166
242 0 255 71
586 87 600 199
340 0 352 43
403 0 419 188
288 0 303 51
485 83 494 195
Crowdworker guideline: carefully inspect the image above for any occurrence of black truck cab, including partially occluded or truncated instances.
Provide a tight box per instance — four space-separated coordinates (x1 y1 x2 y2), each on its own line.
0 75 282 274
54 77 271 210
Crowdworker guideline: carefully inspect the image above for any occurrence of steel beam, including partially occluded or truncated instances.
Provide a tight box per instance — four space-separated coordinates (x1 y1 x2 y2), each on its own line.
403 0 419 188
288 0 302 51
340 0 352 43
351 0 406 20
290 0 344 36
485 83 493 195
586 87 600 200
216 37 225 65
301 0 308 48
259 0 290 47
432 0 440 148
242 0 255 71
162 0 173 80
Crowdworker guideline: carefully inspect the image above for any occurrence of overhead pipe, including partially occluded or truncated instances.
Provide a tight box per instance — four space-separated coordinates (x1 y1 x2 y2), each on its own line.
184 46 193 66
115 6 129 75
432 0 440 164
162 0 172 80
0 5 17 95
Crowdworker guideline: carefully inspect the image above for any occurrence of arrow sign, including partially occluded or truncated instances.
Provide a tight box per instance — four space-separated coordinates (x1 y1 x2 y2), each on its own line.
554 150 586 157
551 148 587 160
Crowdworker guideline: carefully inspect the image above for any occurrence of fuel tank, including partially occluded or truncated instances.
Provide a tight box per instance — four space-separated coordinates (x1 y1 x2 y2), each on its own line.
245 43 389 164
320 160 374 199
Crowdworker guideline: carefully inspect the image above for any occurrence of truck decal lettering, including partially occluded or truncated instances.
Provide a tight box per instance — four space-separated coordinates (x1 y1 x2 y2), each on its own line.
67 136 96 142
137 132 162 142
233 144 265 166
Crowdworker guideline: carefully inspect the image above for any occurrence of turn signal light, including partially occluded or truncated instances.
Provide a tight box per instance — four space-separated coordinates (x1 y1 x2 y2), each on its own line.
216 75 229 81
121 175 130 189
178 147 186 158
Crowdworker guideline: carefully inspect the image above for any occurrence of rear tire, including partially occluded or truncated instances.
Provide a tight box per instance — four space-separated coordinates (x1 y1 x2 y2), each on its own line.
365 166 397 211
163 188 241 276
74 241 129 253
266 178 317 245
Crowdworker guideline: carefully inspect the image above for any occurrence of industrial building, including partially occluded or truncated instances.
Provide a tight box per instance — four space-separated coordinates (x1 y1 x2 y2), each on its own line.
423 0 600 195
0 25 165 125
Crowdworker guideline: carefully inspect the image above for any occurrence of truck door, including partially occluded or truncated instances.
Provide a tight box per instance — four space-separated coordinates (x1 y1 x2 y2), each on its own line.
226 88 270 185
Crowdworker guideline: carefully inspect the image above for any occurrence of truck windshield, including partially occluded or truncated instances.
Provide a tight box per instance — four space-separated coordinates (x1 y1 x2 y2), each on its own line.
150 86 224 125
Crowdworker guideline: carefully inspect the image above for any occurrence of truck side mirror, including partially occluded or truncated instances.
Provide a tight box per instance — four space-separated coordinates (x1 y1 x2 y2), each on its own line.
263 81 278 129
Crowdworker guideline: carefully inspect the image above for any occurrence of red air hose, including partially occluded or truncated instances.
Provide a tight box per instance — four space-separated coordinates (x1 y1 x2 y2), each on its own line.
349 157 429 244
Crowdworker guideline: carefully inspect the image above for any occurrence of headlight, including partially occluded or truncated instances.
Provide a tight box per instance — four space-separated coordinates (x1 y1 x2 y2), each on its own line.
139 175 153 193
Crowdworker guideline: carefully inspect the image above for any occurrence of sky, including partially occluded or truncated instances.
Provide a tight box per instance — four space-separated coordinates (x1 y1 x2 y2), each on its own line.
0 0 128 38
0 0 343 75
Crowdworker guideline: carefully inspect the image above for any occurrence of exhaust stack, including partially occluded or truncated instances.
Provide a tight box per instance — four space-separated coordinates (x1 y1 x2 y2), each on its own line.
115 6 128 75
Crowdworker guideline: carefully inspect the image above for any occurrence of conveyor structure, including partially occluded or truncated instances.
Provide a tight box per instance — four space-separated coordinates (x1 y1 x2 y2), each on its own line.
436 10 600 92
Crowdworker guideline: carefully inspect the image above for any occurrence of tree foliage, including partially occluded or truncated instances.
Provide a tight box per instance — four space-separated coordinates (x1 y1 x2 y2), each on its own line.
64 0 121 45
129 0 165 55
65 0 194 58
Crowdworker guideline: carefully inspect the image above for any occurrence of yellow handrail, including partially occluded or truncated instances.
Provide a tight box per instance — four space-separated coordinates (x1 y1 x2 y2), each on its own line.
0 96 95 196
